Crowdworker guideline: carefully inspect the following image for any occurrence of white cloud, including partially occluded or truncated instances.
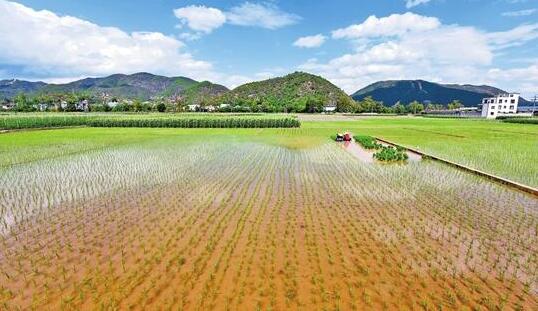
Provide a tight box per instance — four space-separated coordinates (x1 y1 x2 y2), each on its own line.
0 0 218 81
254 67 287 80
226 2 300 29
300 13 538 99
332 13 440 40
293 34 326 48
486 63 538 97
173 5 226 34
173 2 300 38
502 9 536 17
487 24 538 49
405 0 432 9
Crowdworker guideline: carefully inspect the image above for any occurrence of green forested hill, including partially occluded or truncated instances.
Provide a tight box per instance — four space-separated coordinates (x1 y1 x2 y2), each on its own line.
182 81 229 105
351 80 531 106
0 73 227 101
42 73 200 99
213 72 356 112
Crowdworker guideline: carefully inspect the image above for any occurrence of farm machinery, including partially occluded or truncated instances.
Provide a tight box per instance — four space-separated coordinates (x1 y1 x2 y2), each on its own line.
335 132 352 142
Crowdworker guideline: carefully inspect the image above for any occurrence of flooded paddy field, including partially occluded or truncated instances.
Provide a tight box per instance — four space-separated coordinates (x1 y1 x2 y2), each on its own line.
0 130 537 310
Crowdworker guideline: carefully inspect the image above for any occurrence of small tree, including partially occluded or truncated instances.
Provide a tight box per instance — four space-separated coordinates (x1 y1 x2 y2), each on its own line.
357 96 383 113
156 102 166 112
13 93 34 112
447 100 463 110
392 102 406 114
132 100 142 112
407 101 424 114
304 96 324 113
336 94 358 113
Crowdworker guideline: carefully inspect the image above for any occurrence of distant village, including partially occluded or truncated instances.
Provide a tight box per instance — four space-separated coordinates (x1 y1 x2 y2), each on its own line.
427 93 537 119
0 92 234 113
1 91 536 118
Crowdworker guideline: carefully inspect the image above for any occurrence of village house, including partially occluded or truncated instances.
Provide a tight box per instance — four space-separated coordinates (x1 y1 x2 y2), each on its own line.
481 93 519 119
187 104 200 111
107 100 119 109
37 103 49 111
76 99 89 111
1 102 14 110
323 104 337 113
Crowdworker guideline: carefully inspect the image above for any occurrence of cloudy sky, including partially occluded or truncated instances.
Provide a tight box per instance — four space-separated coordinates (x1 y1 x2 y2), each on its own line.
1 0 537 97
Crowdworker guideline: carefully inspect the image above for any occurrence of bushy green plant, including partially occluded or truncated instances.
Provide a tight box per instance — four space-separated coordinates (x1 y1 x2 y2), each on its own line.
373 146 409 162
354 135 382 149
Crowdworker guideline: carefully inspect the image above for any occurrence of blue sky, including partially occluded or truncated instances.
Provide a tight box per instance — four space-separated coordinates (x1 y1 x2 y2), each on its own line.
1 0 537 97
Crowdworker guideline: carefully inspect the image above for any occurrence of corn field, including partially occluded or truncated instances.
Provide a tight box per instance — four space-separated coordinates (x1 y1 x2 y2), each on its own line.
0 114 300 130
0 138 536 310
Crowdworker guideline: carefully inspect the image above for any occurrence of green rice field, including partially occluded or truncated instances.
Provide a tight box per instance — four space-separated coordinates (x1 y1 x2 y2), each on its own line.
0 114 537 310
1 115 537 187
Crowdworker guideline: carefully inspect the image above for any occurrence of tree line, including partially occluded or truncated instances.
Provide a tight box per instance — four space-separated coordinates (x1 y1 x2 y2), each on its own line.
338 97 464 114
1 92 466 114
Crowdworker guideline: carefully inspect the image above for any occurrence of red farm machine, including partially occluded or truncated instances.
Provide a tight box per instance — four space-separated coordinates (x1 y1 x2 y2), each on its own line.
335 132 352 142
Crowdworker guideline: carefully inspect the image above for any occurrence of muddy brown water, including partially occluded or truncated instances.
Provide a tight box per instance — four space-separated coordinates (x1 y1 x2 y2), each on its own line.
341 140 375 163
0 141 536 310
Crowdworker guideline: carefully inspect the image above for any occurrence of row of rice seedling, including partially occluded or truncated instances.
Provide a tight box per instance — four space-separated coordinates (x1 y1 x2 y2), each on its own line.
353 135 408 162
354 135 382 149
373 146 409 162
0 114 300 129
0 136 536 310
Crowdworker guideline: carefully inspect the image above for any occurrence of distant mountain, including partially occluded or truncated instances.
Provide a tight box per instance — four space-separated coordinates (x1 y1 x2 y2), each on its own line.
0 73 228 100
352 80 530 106
215 72 355 111
3 73 531 108
0 79 47 99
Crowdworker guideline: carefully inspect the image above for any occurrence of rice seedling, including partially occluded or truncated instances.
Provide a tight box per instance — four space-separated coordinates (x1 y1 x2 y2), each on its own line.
353 135 382 149
0 128 536 310
373 145 409 162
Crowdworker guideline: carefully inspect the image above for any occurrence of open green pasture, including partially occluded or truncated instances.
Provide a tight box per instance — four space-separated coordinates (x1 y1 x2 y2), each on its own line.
1 115 537 187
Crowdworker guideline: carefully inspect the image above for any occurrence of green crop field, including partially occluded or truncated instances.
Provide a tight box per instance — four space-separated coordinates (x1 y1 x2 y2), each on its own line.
1 115 537 310
300 116 538 187
1 116 537 310
0 113 299 130
2 115 536 187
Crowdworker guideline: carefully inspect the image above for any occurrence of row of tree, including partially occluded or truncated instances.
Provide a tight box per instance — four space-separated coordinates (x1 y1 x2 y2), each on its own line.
1 93 172 112
338 97 464 114
2 93 92 112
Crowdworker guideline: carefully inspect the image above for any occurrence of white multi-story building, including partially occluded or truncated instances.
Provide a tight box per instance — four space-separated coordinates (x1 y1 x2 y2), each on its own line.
481 93 519 119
